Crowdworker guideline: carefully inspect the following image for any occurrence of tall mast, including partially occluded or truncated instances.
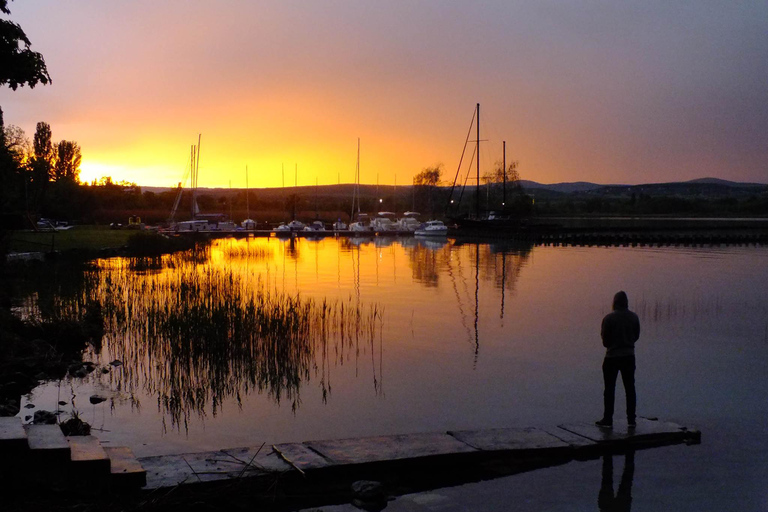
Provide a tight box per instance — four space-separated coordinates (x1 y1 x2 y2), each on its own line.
196 133 201 185
190 144 196 218
245 165 250 220
292 163 297 221
476 103 480 219
357 139 360 214
503 140 507 208
351 138 360 220
196 134 201 218
190 134 201 219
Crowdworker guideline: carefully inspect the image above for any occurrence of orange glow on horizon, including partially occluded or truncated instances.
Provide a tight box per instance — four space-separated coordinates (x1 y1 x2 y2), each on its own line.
79 134 463 190
3 2 765 189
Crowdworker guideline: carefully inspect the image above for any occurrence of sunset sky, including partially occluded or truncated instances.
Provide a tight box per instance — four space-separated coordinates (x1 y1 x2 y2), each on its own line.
1 1 766 188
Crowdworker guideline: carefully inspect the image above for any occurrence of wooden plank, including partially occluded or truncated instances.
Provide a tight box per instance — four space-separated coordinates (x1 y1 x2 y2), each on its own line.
67 436 110 474
140 448 291 489
25 424 70 463
272 442 334 471
539 426 597 448
306 433 477 466
104 446 146 488
558 417 699 446
221 446 292 474
139 454 202 488
448 427 572 454
0 417 27 452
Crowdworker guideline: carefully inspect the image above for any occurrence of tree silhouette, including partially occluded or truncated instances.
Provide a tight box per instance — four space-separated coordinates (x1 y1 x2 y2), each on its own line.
53 140 81 183
31 122 52 181
0 0 52 91
413 164 443 214
1 0 52 225
28 122 53 210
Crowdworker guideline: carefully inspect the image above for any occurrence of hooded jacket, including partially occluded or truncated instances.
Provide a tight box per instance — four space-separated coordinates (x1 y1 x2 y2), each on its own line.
601 291 640 358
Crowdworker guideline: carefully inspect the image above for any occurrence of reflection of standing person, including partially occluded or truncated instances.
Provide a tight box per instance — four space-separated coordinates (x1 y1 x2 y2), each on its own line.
596 291 640 428
598 451 634 512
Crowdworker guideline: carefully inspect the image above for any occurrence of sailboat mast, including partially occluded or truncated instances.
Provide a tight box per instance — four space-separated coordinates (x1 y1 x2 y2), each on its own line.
245 165 250 220
292 163 297 221
357 139 361 214
476 103 480 219
503 140 507 208
196 134 201 219
190 144 196 218
351 138 361 220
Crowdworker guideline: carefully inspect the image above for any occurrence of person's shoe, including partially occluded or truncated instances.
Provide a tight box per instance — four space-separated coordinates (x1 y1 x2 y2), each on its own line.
595 419 613 428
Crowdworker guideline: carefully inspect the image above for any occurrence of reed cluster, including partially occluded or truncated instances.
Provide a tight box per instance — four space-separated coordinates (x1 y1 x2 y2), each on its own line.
94 250 383 430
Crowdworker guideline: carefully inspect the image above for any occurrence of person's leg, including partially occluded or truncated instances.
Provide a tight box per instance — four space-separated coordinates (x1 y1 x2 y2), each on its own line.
601 357 620 423
619 356 636 424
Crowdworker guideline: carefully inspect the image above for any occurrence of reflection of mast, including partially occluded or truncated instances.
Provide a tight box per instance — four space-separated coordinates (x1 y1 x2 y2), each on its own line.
500 249 506 320
446 247 473 346
473 243 480 365
352 243 361 377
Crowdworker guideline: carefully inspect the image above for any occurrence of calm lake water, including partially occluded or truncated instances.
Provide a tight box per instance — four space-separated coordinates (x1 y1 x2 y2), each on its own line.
18 236 768 509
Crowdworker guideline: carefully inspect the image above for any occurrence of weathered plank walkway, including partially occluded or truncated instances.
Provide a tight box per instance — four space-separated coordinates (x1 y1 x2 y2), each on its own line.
0 415 700 495
139 417 700 490
0 416 701 511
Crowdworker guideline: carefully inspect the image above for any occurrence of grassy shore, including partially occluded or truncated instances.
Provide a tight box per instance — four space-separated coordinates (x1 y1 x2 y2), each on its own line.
7 226 136 253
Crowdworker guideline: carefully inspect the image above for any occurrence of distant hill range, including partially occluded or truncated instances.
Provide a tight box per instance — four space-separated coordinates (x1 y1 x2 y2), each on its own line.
518 177 768 197
142 177 767 197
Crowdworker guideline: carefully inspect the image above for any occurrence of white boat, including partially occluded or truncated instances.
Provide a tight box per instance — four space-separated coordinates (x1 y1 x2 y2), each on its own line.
415 220 448 236
371 212 398 232
303 221 326 232
241 218 257 230
176 219 210 232
332 219 348 231
287 220 306 231
273 223 292 235
349 222 372 232
349 213 373 232
397 212 421 232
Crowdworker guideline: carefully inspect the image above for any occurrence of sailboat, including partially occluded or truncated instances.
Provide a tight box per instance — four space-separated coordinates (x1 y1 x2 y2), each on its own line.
169 135 237 233
241 165 257 230
446 104 532 232
171 135 209 232
349 138 373 232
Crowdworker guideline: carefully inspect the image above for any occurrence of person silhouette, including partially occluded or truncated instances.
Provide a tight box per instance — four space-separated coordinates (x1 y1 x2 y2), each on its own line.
596 291 640 428
598 451 634 512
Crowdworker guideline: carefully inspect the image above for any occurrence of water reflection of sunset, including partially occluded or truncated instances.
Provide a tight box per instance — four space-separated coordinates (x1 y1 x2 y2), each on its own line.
18 239 768 457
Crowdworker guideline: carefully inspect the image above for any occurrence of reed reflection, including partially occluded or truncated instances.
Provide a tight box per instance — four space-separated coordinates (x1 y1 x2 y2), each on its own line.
95 248 384 432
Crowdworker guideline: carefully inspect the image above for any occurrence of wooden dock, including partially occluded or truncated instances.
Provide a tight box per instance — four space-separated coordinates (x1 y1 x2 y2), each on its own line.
0 416 700 496
0 417 146 489
138 417 699 490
